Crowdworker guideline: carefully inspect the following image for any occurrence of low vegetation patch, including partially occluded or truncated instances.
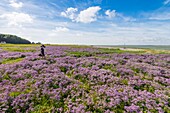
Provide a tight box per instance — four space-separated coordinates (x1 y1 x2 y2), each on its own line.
66 51 93 57
1 57 25 64
2 47 36 52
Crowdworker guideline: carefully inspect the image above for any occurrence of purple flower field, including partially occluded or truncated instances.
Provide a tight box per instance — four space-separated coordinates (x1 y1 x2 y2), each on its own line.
0 45 170 113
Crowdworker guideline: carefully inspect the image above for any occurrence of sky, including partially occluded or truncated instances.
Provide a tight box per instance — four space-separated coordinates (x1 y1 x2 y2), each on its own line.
0 0 170 45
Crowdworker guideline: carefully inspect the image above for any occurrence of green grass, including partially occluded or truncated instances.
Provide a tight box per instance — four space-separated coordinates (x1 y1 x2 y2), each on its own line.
9 91 22 97
97 48 146 54
49 44 92 48
66 47 170 58
0 44 39 52
66 48 145 58
133 84 155 93
32 96 55 113
0 44 41 47
1 57 25 64
2 47 36 52
66 51 93 57
145 49 170 54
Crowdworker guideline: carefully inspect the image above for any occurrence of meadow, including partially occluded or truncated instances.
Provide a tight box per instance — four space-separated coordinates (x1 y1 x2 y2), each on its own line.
0 44 170 113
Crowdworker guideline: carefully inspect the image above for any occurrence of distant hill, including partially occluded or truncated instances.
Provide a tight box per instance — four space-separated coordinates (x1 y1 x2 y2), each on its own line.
0 34 31 44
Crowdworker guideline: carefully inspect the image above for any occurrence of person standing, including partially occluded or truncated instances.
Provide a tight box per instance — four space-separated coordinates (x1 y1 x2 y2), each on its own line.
40 45 46 57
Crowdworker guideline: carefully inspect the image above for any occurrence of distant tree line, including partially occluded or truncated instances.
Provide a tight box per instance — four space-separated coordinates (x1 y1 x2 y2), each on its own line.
31 42 41 44
0 34 31 44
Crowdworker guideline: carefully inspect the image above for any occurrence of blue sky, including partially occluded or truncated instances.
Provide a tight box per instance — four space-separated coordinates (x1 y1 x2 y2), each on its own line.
0 0 170 45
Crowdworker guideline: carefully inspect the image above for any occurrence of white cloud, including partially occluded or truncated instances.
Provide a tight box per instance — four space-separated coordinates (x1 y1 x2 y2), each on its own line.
141 6 170 20
53 27 69 32
61 6 101 23
75 33 83 37
9 0 23 9
164 0 170 5
110 23 118 27
149 12 170 20
0 12 33 26
117 13 136 22
76 6 101 23
61 7 78 20
49 27 70 36
104 9 135 22
105 10 116 18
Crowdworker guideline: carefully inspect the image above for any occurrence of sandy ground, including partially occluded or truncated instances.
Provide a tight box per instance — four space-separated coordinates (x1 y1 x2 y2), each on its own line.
93 46 145 51
119 48 145 51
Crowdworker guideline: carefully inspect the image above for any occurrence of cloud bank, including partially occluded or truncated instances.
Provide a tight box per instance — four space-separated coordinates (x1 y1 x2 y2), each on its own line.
9 0 23 9
0 12 33 27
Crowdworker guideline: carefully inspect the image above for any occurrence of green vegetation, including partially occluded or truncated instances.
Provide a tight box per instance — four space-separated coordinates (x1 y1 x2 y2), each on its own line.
133 84 155 93
3 73 11 80
50 44 92 48
94 46 170 54
66 48 146 58
32 96 56 113
120 79 128 85
0 34 31 44
0 44 40 47
3 47 36 52
0 44 39 52
1 57 25 64
9 91 22 97
66 51 93 57
97 48 146 54
60 66 68 74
